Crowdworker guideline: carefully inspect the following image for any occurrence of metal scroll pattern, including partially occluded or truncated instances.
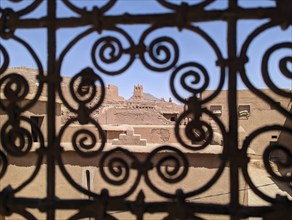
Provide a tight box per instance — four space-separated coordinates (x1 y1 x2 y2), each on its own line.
0 0 291 220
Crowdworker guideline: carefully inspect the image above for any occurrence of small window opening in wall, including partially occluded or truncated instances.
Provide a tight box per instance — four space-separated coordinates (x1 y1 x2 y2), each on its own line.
170 116 176 122
79 84 89 95
30 116 44 142
210 105 222 117
86 170 91 192
271 135 278 139
238 105 250 119
83 168 94 200
85 169 93 208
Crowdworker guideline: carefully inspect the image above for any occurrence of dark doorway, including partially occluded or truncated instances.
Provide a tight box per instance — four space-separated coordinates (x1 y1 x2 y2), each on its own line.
30 116 44 142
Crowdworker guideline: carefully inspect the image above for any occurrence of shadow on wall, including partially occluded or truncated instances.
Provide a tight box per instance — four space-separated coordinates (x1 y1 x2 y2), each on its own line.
272 104 292 195
270 176 292 197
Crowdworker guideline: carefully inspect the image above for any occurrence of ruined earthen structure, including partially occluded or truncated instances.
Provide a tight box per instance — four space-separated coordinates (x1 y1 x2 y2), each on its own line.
133 84 144 101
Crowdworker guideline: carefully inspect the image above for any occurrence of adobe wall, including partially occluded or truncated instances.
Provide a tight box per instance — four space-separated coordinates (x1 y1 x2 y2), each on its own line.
59 124 193 146
133 84 144 101
0 150 230 220
201 89 290 154
106 130 125 140
2 67 49 97
133 125 191 144
0 99 61 143
278 105 292 148
3 148 289 220
97 108 174 125
276 105 292 176
59 124 102 143
106 84 119 100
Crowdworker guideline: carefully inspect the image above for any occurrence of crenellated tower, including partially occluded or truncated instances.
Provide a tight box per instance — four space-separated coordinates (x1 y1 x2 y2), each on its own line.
133 84 144 101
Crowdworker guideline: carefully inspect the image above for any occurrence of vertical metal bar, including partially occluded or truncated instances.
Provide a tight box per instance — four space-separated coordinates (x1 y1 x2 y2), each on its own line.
227 0 239 219
47 0 57 219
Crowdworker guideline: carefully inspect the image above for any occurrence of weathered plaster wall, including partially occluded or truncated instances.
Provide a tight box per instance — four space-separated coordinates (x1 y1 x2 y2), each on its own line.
202 89 290 154
59 124 192 146
133 125 192 144
2 149 289 220
0 151 228 220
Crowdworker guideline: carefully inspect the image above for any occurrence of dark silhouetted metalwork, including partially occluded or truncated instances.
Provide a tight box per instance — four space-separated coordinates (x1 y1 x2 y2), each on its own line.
0 0 291 219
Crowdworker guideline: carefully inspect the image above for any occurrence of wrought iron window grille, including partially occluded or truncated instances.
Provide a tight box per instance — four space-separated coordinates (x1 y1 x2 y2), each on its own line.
0 0 291 219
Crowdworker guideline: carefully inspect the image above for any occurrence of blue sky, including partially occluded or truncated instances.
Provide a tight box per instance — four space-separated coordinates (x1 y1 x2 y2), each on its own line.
0 0 291 101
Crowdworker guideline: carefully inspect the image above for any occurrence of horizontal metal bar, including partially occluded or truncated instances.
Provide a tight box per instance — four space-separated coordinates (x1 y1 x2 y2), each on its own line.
5 196 276 217
9 7 284 30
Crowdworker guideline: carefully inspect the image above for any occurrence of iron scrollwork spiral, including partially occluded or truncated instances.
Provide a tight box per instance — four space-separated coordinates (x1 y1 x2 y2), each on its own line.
1 116 45 157
1 122 32 157
0 7 45 203
0 35 44 112
0 37 44 112
175 105 214 151
72 129 97 156
0 45 9 74
100 148 139 187
91 28 136 75
148 146 189 184
139 27 179 72
58 117 106 158
242 125 292 203
0 0 291 219
69 67 105 114
0 73 29 106
0 114 45 194
239 21 291 118
171 63 226 151
91 27 179 74
262 42 292 98
0 150 7 179
263 144 292 183
99 146 189 199
99 147 142 198
170 62 209 103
